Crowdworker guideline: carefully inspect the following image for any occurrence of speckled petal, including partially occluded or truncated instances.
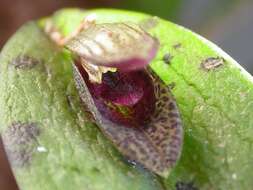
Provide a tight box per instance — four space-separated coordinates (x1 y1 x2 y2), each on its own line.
73 64 183 177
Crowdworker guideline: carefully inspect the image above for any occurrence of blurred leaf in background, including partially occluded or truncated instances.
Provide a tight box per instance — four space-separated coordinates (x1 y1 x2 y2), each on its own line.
119 0 182 20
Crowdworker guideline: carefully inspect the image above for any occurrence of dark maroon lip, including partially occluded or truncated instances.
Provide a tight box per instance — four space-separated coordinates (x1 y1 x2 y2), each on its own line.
75 61 156 127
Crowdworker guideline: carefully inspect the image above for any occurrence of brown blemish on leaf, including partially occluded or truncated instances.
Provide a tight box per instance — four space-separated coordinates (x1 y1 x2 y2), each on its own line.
163 53 173 64
139 17 159 30
173 43 182 49
168 82 176 90
73 64 183 177
66 95 73 108
10 54 41 69
176 181 198 190
2 122 40 167
201 57 225 71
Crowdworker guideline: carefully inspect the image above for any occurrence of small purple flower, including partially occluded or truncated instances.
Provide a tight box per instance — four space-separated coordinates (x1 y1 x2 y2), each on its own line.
68 22 183 177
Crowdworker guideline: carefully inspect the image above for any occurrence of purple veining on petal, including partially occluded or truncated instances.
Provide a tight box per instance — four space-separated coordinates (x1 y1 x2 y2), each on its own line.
67 22 159 72
76 62 156 127
106 41 158 72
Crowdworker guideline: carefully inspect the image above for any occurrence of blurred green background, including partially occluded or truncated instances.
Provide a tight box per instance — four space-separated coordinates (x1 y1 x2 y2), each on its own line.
0 0 252 189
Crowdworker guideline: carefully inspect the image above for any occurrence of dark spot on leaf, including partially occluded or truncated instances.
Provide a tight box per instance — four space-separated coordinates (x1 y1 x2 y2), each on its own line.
91 167 101 173
68 165 81 174
2 122 40 167
176 181 198 190
10 54 41 69
139 17 159 30
173 43 182 49
168 82 176 90
201 57 225 71
66 94 76 110
163 53 173 64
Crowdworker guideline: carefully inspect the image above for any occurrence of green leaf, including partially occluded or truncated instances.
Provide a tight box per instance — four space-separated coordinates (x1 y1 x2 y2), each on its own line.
0 22 163 190
118 0 182 20
1 8 253 190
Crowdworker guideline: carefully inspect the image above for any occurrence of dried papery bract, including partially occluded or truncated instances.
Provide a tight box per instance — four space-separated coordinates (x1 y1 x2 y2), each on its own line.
73 64 183 177
201 57 224 71
80 58 117 83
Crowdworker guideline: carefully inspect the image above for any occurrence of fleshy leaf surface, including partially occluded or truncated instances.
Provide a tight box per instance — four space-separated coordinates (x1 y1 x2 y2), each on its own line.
0 8 253 190
0 22 164 190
